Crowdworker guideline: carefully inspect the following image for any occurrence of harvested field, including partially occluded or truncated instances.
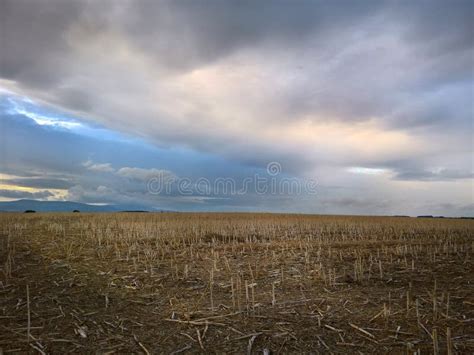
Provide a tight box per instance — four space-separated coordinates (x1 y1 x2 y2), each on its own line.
0 213 473 354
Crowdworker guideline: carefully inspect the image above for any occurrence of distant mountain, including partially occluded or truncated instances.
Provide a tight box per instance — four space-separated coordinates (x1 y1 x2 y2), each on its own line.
0 199 119 212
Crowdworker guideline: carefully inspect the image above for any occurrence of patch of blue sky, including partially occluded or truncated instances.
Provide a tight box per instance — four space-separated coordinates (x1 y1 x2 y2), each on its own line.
0 94 132 143
0 93 259 179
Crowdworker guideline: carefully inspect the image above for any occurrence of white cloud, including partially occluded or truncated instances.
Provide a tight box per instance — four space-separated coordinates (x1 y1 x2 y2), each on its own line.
347 167 388 175
83 160 115 173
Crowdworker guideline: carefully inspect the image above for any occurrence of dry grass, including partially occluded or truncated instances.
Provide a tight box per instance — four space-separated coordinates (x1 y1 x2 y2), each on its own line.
0 213 473 353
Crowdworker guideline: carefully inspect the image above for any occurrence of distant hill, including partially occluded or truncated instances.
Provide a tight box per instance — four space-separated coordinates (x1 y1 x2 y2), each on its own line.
0 199 119 212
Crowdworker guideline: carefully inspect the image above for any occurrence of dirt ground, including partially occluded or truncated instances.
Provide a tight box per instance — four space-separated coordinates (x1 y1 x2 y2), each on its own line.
0 213 473 354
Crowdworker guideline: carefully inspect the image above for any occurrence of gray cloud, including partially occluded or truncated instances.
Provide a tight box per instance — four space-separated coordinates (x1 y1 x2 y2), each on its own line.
3 177 74 189
394 168 474 182
318 197 392 215
0 0 84 87
1 1 471 152
418 202 474 218
0 189 54 199
118 0 384 71
0 0 379 82
117 167 175 181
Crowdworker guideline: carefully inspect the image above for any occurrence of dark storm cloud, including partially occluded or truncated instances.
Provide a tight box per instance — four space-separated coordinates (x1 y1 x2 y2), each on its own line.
2 0 469 95
0 0 380 81
0 0 470 91
0 0 471 147
0 0 84 87
120 0 383 70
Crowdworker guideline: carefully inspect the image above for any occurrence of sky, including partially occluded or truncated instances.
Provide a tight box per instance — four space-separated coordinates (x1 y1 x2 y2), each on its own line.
0 0 473 216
